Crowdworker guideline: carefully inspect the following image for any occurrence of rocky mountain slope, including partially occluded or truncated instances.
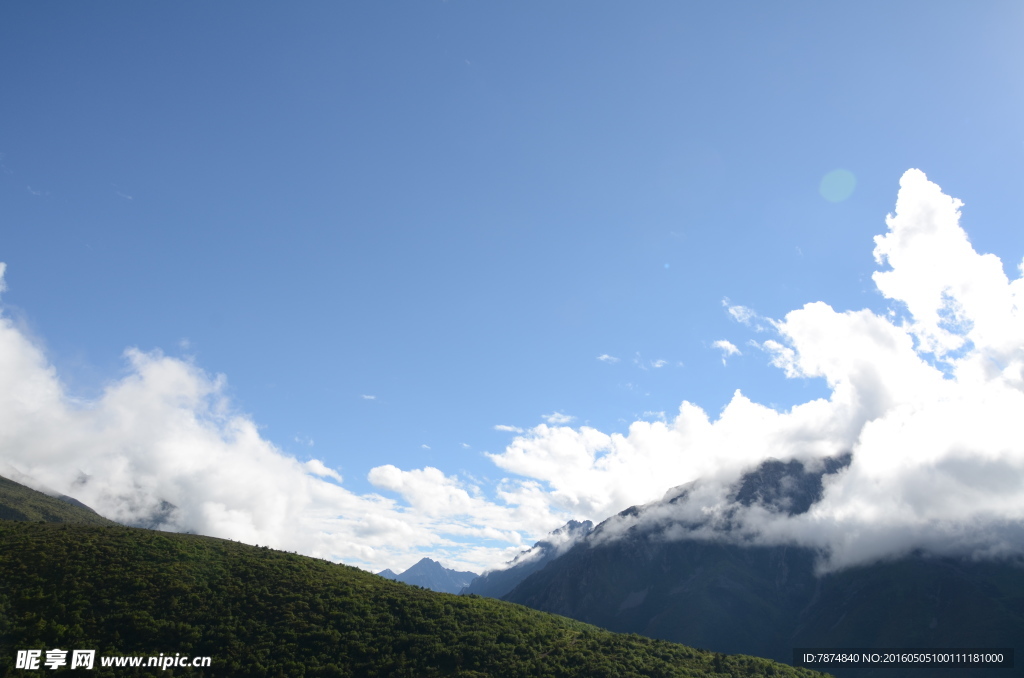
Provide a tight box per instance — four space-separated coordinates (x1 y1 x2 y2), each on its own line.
462 519 593 599
501 456 1024 678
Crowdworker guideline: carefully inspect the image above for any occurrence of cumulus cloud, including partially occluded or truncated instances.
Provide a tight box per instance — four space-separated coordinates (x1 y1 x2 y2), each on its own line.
5 169 1023 576
543 412 574 425
488 169 1024 572
0 288 566 573
597 354 620 363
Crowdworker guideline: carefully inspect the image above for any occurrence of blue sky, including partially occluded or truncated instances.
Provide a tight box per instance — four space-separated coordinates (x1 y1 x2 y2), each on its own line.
3 2 1024 572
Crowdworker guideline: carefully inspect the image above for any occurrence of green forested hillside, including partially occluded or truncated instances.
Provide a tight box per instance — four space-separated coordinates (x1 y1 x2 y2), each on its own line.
0 475 118 526
0 520 830 677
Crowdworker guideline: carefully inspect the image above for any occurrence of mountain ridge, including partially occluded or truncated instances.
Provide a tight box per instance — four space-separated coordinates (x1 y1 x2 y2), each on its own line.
0 488 829 677
500 456 1024 678
377 556 478 594
462 519 594 599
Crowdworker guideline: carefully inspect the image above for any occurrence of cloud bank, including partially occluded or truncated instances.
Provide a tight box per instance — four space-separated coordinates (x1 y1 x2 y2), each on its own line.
0 306 553 573
488 169 1024 571
2 169 1022 574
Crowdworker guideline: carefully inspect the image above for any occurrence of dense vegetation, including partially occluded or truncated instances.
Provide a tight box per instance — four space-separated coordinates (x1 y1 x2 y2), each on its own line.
0 475 118 526
0 518 830 677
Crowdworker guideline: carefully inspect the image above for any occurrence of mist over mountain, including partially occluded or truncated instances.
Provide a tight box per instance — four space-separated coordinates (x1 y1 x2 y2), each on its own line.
462 520 594 599
728 453 852 516
377 557 478 594
502 457 1024 677
0 474 118 526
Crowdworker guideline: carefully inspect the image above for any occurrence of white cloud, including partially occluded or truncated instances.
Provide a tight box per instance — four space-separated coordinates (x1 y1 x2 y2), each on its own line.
360 394 376 400
542 412 574 425
421 444 431 450
633 352 668 371
488 169 1024 572
5 169 1024 576
304 459 341 482
368 465 475 516
723 299 768 331
0 282 568 573
872 168 1023 364
597 354 620 363
712 339 741 365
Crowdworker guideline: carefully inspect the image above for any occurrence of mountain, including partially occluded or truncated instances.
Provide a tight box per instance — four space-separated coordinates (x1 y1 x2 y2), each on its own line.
502 457 1024 678
0 474 118 526
0 519 829 678
377 557 477 594
462 519 593 598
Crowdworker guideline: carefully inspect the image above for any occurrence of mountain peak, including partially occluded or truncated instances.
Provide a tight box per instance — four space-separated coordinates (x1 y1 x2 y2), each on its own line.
377 557 477 594
729 453 852 516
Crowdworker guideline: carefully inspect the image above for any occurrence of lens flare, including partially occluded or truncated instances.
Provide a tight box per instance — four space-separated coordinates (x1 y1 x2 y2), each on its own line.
819 169 857 202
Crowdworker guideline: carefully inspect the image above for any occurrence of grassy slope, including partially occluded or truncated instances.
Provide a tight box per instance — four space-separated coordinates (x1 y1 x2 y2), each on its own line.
0 475 118 526
0 520 831 678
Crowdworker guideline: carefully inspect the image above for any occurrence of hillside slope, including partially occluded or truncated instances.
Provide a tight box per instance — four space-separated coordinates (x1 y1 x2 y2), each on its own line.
0 520 830 677
0 474 117 526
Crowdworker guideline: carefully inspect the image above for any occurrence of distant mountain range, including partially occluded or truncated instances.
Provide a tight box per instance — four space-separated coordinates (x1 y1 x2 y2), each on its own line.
378 557 478 594
485 456 1024 678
